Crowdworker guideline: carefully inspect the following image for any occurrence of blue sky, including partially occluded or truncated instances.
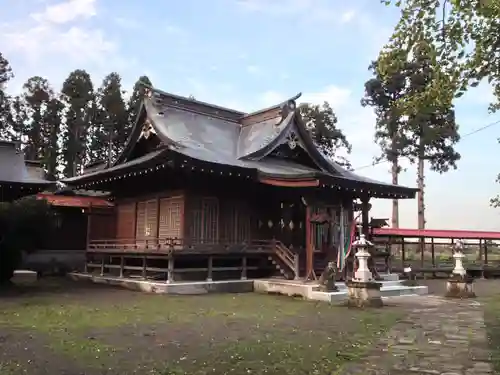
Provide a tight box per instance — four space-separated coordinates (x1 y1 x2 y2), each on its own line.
1 0 499 230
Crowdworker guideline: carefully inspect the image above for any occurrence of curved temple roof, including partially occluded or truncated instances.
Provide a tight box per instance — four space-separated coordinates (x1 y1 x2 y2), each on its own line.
63 86 418 199
0 141 53 185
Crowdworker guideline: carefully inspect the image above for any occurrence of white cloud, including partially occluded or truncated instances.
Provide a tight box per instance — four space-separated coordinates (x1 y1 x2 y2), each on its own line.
0 0 129 93
301 85 351 107
31 0 97 24
2 25 116 66
340 10 356 24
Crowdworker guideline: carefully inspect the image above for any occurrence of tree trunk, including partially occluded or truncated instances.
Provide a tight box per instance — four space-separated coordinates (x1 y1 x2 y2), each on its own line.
417 137 426 268
391 158 399 228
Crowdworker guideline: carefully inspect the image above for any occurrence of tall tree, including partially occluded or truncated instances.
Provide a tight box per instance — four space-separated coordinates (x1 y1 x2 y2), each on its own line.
8 95 28 142
61 69 94 177
0 52 14 139
21 76 52 161
90 72 128 165
44 96 64 179
361 57 412 228
398 42 460 232
378 0 500 206
127 75 152 129
299 102 352 168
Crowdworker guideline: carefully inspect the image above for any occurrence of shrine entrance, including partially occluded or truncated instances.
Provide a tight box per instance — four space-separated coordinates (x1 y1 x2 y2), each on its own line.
273 199 306 251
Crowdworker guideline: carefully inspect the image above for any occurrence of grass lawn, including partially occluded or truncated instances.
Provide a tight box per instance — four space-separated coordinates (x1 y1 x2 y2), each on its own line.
0 278 403 375
482 295 500 373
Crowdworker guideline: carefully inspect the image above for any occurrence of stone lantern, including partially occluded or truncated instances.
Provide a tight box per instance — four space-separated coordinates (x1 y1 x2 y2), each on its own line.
445 239 476 299
345 226 383 308
452 239 466 276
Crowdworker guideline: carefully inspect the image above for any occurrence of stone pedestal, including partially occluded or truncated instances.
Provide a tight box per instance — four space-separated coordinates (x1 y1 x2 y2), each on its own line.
346 280 383 308
445 275 476 299
452 250 466 277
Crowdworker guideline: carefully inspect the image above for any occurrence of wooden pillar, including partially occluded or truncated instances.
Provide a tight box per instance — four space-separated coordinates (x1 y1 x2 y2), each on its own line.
479 239 484 279
484 240 489 265
167 255 174 283
156 197 161 249
241 256 247 280
431 238 435 278
361 197 370 238
85 208 92 250
420 236 425 272
207 256 213 281
401 239 405 270
119 256 124 278
100 255 105 276
84 252 88 274
305 205 314 280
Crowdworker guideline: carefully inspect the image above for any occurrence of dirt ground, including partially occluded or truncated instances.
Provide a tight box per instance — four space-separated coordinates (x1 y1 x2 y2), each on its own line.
0 277 499 375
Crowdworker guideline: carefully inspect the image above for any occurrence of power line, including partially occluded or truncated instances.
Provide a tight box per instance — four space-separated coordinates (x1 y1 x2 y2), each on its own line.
352 119 500 171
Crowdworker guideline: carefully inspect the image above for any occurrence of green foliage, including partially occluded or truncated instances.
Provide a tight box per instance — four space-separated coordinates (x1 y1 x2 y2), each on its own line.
379 0 500 109
44 96 64 179
369 41 461 172
0 197 55 284
0 52 14 139
88 72 128 165
361 57 412 175
127 75 152 130
61 69 95 177
299 102 352 168
21 77 54 161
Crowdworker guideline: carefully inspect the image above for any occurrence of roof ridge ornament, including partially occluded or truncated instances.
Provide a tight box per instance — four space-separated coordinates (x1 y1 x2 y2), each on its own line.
274 98 298 127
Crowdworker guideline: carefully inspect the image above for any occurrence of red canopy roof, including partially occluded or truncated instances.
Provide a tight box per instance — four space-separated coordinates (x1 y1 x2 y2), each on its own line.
373 227 500 240
36 193 113 208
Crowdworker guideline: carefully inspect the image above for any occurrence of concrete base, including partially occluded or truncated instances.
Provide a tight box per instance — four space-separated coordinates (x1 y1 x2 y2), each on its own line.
345 281 383 308
11 270 38 285
445 278 476 299
68 272 429 302
23 250 85 275
68 273 254 294
253 279 312 297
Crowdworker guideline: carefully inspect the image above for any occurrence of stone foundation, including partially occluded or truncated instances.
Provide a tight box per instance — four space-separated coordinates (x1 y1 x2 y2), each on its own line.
345 280 383 308
445 275 476 299
11 270 38 285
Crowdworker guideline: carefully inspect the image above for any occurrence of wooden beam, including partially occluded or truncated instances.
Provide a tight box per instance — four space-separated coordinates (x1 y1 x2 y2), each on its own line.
258 176 319 188
305 206 314 280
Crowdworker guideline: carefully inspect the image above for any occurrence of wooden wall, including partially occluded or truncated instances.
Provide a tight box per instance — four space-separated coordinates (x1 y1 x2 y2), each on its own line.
113 191 185 241
89 209 116 241
184 195 252 243
112 189 254 243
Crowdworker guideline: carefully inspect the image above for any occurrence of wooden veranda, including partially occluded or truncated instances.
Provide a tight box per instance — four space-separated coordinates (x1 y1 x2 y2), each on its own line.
85 238 300 282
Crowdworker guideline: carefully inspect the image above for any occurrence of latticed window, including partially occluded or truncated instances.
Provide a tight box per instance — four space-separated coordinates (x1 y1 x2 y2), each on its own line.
158 197 182 239
222 202 251 243
201 198 218 243
189 197 219 243
136 200 158 238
